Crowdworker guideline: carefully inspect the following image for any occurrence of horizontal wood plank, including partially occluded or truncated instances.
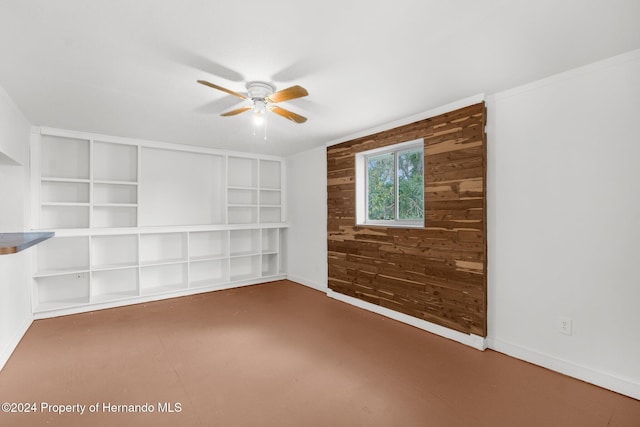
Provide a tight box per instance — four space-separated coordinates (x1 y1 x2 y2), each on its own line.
327 102 487 336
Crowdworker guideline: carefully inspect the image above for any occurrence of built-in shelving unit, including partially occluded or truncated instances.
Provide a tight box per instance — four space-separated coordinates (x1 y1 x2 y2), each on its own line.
33 235 91 311
227 156 259 224
92 141 138 228
259 159 283 223
36 134 139 229
31 128 287 318
189 230 228 288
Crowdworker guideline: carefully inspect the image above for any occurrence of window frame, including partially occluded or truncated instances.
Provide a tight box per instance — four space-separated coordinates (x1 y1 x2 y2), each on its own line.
355 138 424 228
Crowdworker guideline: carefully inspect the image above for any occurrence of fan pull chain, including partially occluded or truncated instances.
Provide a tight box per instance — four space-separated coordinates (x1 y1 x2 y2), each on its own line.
263 116 267 140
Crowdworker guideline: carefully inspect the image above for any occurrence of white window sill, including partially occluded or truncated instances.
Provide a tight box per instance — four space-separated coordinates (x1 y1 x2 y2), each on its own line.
356 222 424 229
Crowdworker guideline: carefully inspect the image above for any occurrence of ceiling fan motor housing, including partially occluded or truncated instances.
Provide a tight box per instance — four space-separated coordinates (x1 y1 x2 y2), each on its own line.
246 81 276 101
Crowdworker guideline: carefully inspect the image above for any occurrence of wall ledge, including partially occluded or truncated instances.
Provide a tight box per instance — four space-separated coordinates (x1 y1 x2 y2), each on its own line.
487 337 640 401
327 290 486 351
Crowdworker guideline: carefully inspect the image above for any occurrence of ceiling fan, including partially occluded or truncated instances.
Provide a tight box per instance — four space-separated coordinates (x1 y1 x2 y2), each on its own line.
197 80 308 124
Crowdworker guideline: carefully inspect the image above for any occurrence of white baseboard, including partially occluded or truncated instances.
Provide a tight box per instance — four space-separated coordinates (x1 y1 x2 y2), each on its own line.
34 275 287 320
286 274 328 293
0 314 33 371
322 288 639 399
487 337 640 401
327 290 486 351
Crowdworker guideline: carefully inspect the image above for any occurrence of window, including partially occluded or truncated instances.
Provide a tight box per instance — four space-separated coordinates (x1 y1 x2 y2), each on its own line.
355 139 424 227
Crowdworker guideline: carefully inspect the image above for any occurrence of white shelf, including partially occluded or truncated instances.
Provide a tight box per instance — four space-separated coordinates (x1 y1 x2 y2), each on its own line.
41 177 91 183
190 230 227 260
260 159 281 189
140 233 187 265
41 181 90 204
262 228 278 254
94 183 137 205
230 229 260 256
228 188 258 205
227 185 258 191
93 141 138 182
227 159 282 226
229 251 260 258
140 284 188 296
279 228 287 274
228 206 258 224
259 190 281 206
230 272 260 283
260 206 282 223
37 236 89 273
38 136 141 230
190 258 228 288
40 135 90 180
91 235 138 269
228 157 258 188
33 129 287 316
36 297 91 312
93 203 138 208
35 273 90 310
91 262 138 271
93 206 137 228
41 202 90 207
34 267 90 278
230 255 260 282
93 180 138 186
91 291 139 304
140 258 187 267
189 279 226 288
262 253 279 276
189 254 227 262
92 268 138 301
40 205 90 229
140 262 188 291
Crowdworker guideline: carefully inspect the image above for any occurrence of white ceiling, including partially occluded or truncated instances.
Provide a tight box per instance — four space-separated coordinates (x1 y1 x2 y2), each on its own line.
1 1 639 157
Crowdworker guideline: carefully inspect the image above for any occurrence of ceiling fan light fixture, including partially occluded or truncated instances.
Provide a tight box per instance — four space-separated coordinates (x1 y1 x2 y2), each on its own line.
252 99 267 126
253 111 265 126
253 99 267 113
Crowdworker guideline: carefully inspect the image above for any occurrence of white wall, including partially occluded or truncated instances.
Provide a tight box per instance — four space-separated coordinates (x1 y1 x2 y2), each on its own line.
285 145 327 291
486 50 640 399
0 85 33 370
288 50 640 399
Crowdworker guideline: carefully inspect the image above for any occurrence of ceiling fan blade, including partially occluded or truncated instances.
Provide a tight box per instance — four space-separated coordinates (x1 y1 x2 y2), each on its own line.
197 80 248 100
221 106 252 116
269 106 307 123
266 85 308 103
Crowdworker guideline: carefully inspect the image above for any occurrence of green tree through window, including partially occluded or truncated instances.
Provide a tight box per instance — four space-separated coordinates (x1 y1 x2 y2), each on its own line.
366 146 423 223
367 153 395 220
397 149 424 220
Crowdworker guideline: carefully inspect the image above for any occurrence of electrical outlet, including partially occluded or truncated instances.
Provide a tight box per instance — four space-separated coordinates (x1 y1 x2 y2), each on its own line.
558 317 572 336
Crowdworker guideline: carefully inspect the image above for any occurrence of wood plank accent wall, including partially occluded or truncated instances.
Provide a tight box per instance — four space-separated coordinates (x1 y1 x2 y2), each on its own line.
327 102 487 336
